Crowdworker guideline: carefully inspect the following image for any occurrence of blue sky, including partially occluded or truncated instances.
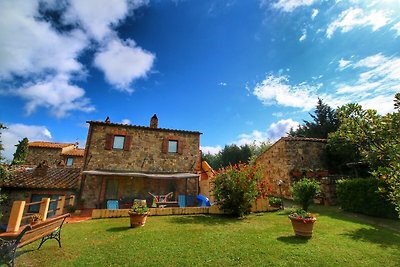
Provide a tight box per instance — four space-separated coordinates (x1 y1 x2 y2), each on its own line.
1 0 400 160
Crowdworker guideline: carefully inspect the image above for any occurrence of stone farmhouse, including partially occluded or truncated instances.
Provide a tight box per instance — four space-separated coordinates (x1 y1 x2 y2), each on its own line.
80 115 204 209
25 141 84 168
256 137 328 199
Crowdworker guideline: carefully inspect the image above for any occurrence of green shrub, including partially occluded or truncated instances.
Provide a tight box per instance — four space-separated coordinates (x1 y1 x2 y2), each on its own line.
268 197 282 206
212 163 270 217
291 178 320 211
336 178 397 219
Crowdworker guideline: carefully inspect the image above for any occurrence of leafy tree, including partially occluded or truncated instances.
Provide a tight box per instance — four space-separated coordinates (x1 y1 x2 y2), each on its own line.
289 98 339 138
202 152 222 170
330 98 400 216
220 144 251 167
12 137 29 165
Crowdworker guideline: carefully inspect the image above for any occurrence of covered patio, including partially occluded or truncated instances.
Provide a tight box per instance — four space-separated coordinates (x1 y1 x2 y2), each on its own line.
81 170 200 209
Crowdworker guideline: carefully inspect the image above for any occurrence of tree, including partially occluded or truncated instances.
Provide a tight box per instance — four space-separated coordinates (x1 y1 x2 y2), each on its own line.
12 137 29 165
330 98 400 216
289 98 339 138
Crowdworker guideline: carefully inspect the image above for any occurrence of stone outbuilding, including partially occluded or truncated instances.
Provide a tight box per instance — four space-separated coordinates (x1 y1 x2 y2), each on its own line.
25 141 84 167
0 163 80 228
256 137 328 199
80 115 203 209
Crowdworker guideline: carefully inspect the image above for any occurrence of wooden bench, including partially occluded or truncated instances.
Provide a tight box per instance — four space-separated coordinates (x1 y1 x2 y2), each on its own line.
0 213 70 267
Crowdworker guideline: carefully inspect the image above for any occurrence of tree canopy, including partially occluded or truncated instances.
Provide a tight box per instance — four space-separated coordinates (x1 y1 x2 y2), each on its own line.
289 98 339 139
12 137 29 165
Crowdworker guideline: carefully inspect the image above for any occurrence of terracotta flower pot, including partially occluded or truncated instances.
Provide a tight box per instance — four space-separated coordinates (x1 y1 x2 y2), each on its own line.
128 211 149 228
289 216 316 238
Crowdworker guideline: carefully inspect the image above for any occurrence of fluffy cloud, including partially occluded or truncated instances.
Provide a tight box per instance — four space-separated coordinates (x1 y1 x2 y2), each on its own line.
266 119 300 140
14 75 94 117
335 53 400 114
338 58 351 70
0 0 153 117
94 39 155 92
271 0 315 12
326 8 391 38
2 124 52 161
299 29 307 42
201 145 223 155
311 9 319 20
121 119 131 124
253 74 322 111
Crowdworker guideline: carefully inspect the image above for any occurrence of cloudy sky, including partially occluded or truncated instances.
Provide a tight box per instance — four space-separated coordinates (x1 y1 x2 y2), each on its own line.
1 0 399 160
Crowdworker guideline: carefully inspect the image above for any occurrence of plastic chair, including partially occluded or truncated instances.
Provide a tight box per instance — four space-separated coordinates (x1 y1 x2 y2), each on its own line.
178 195 186 207
107 200 119 210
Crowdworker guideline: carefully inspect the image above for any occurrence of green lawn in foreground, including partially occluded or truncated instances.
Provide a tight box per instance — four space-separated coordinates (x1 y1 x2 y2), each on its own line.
15 205 400 267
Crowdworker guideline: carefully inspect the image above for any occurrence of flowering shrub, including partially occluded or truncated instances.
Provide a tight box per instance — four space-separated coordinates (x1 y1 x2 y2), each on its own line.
212 163 270 217
131 199 149 216
291 178 320 211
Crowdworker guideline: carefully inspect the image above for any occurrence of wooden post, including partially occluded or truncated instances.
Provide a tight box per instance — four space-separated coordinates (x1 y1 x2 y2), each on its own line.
6 201 26 232
68 195 75 206
39 198 50 221
56 196 66 216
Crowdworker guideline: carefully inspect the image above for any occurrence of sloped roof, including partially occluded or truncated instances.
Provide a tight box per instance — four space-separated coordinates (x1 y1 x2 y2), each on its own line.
87 120 202 135
28 141 75 149
282 137 327 143
1 167 81 190
62 148 85 157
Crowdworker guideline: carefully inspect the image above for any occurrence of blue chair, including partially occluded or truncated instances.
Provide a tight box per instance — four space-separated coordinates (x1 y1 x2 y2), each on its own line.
196 194 211 207
107 200 119 210
178 195 186 207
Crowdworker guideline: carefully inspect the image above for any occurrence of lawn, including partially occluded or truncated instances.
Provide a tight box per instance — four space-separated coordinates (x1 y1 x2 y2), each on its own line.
15 205 400 267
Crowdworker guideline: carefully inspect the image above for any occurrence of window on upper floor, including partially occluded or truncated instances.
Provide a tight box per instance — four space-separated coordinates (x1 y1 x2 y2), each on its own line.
113 135 125 149
66 157 74 166
105 133 132 151
168 140 178 153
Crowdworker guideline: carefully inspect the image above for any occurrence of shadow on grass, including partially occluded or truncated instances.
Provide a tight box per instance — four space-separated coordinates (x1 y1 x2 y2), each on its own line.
106 226 132 232
168 214 246 226
342 227 400 248
277 235 310 244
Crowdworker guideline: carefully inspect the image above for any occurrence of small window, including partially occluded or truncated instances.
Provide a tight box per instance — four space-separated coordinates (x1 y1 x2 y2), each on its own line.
168 140 178 153
66 157 74 166
113 135 125 149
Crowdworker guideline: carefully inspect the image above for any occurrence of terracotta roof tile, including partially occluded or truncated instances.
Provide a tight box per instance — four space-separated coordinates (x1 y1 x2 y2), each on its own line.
62 148 85 157
29 141 75 149
1 167 81 189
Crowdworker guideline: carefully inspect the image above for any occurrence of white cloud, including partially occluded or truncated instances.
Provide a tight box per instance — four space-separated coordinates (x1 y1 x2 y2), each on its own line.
334 53 400 114
94 39 155 92
2 124 52 161
201 145 222 155
326 8 391 38
121 119 131 124
299 29 307 42
267 119 300 140
311 9 319 20
0 0 153 117
338 58 352 70
0 0 87 79
391 21 400 37
271 0 315 12
13 75 94 117
253 74 322 111
219 82 227 86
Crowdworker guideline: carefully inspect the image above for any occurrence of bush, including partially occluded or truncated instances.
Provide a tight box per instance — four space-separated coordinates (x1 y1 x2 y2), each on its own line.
268 197 282 207
336 178 398 219
212 163 270 217
291 178 320 211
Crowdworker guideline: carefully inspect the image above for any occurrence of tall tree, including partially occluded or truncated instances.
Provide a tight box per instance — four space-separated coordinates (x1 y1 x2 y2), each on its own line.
329 96 400 217
12 137 29 165
289 98 339 138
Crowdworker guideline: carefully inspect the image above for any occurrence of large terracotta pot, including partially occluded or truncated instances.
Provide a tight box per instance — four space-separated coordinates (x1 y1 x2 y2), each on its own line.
289 216 316 238
128 211 149 228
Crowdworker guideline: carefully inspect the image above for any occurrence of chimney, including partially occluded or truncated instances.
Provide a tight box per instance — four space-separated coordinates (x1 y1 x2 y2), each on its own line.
33 160 49 177
150 114 158 128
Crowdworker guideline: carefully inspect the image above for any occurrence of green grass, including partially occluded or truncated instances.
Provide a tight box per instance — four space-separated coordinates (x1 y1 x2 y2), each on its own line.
15 205 400 267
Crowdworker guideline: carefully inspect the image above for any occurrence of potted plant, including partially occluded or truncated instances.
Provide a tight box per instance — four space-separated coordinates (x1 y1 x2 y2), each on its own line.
30 213 42 225
288 208 317 238
289 178 320 238
128 199 149 228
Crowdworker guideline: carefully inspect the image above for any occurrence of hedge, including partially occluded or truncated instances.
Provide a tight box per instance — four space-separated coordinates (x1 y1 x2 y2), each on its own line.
336 178 397 219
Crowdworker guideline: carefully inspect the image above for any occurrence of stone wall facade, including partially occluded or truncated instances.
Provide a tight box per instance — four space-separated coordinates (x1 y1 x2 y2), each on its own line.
25 147 64 166
84 122 201 173
256 137 327 199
